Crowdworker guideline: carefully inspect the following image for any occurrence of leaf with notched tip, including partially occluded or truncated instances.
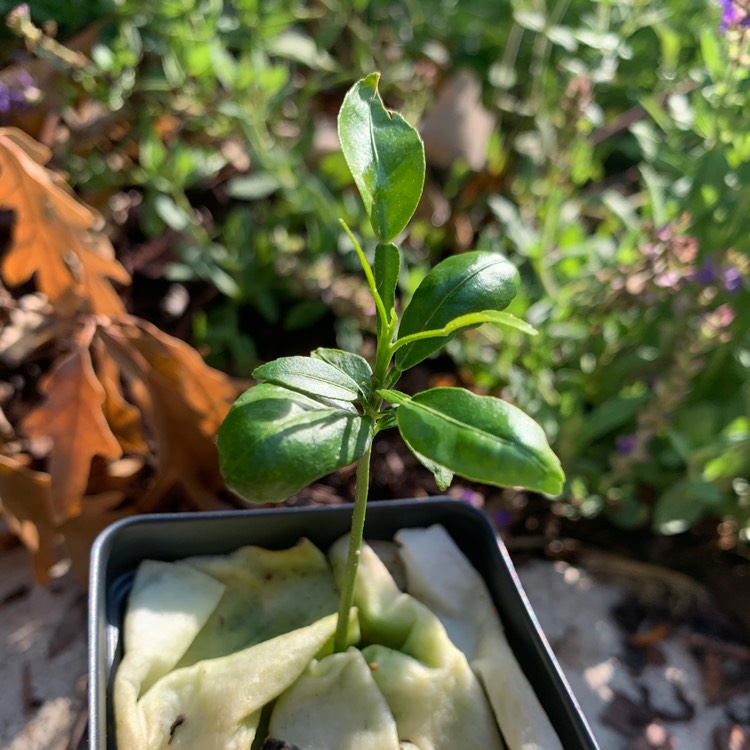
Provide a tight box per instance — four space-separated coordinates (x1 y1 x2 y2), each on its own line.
338 73 425 243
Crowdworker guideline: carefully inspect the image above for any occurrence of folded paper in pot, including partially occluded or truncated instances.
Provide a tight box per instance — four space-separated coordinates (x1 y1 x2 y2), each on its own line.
114 527 563 750
396 525 563 750
327 535 505 750
115 540 341 750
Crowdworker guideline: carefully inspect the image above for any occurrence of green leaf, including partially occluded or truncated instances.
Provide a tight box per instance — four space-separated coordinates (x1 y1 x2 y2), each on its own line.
652 479 722 535
378 389 410 406
487 196 539 256
395 252 519 371
395 310 537 345
226 173 280 200
374 242 400 336
154 194 191 231
218 383 373 504
338 73 425 242
375 408 399 432
412 449 454 491
700 28 723 82
267 29 338 72
311 348 373 400
573 395 649 451
514 10 546 31
254 356 362 402
393 388 564 495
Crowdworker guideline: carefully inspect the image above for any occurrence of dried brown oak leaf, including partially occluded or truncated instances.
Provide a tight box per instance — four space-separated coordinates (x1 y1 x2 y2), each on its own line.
0 127 130 315
97 320 243 513
92 338 148 455
0 454 57 584
123 318 240 436
22 336 122 524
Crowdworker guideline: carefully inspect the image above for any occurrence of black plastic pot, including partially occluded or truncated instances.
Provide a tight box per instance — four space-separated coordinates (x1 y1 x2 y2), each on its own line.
88 498 601 750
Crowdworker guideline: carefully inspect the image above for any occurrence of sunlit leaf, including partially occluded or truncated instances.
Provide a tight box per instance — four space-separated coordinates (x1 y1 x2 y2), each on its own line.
254 356 363 402
311 348 373 400
22 341 122 523
384 388 564 495
0 128 130 315
338 73 425 242
395 252 519 370
218 383 373 504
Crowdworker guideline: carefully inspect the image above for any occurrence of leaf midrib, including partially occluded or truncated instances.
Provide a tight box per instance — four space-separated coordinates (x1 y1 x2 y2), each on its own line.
402 396 550 476
403 256 504 340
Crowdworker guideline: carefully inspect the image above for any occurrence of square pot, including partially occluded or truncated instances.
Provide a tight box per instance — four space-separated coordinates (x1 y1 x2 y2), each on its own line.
88 497 601 750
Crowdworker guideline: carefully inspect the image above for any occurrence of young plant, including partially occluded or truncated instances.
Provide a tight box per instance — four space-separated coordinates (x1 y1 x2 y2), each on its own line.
217 73 564 651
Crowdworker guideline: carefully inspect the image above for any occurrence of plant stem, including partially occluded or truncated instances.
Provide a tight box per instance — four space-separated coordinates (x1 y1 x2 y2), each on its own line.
333 442 372 652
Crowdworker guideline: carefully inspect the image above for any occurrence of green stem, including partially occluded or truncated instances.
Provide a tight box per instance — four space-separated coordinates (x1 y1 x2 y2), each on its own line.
374 309 398 387
333 443 372 652
339 219 389 331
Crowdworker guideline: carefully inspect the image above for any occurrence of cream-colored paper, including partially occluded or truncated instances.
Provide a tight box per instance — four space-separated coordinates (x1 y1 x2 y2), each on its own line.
178 538 339 665
330 536 505 750
270 648 400 750
132 614 338 750
115 541 340 750
114 560 226 749
396 525 563 750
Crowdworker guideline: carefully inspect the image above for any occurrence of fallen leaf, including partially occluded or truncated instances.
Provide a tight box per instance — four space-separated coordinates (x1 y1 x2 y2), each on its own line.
629 623 672 648
22 338 122 523
132 368 232 513
92 339 148 454
97 321 241 513
0 454 57 584
0 127 130 315
122 318 240 435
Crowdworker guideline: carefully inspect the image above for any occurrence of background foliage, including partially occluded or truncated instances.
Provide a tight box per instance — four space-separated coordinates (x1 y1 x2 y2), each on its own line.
0 0 748 579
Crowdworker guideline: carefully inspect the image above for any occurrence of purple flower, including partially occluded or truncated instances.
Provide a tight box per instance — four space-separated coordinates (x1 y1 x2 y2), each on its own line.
492 509 513 529
694 260 717 285
616 434 637 455
16 70 33 89
722 266 743 293
721 0 741 30
0 74 35 114
721 0 750 30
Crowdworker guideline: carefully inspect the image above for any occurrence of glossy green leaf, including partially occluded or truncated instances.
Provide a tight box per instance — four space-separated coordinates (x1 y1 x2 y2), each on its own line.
338 73 425 242
390 388 564 495
412 449 453 491
218 383 373 504
311 348 373 400
254 356 362 402
375 408 399 432
395 252 519 371
374 242 400 336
